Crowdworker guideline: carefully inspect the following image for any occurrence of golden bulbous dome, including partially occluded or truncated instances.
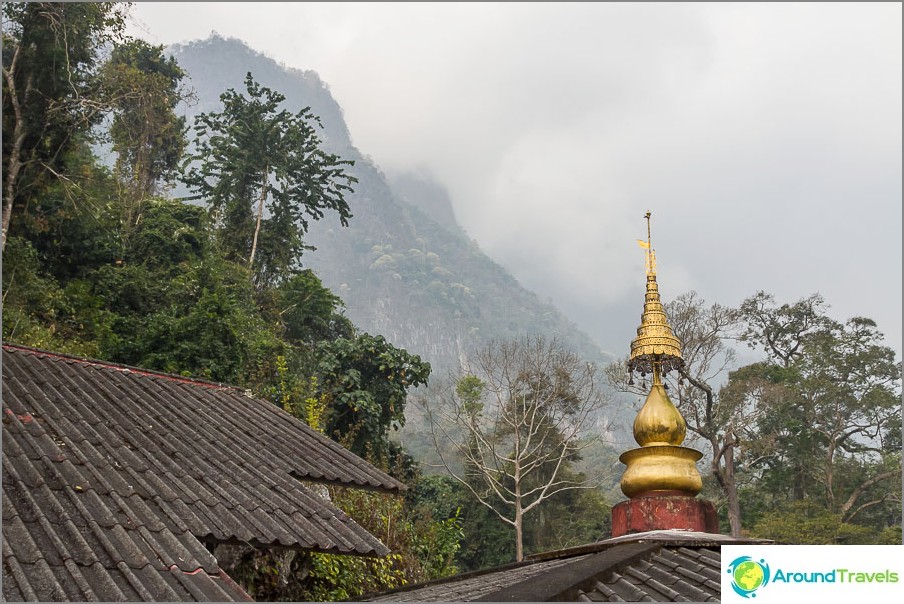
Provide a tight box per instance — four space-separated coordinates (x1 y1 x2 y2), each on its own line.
633 381 685 447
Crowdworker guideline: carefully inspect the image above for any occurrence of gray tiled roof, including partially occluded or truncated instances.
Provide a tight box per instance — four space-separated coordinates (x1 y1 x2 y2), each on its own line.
1 344 406 601
366 531 772 602
364 551 600 601
575 546 721 601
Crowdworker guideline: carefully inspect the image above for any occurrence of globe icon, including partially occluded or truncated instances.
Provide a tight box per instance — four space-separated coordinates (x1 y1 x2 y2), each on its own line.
733 560 765 591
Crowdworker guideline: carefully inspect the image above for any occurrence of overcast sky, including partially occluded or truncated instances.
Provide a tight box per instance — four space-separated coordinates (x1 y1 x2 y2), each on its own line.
126 2 903 359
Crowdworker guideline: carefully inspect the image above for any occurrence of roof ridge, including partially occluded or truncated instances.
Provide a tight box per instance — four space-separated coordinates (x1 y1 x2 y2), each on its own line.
2 343 236 392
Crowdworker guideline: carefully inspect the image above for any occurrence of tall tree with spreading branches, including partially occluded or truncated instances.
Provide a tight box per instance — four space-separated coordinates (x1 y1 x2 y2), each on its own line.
182 72 356 288
102 38 191 198
737 294 901 529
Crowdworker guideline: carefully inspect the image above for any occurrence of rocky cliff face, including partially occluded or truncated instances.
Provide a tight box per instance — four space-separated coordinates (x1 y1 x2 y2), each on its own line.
170 34 615 377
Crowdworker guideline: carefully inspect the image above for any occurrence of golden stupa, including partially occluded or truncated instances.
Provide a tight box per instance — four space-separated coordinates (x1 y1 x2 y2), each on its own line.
619 212 703 498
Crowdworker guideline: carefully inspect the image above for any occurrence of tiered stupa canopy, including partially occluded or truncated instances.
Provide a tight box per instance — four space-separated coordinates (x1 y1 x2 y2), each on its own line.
628 212 684 377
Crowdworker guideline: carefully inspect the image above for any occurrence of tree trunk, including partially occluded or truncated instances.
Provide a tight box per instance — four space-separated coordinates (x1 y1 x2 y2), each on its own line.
824 440 836 510
514 498 523 563
840 470 900 522
723 438 743 537
2 48 29 251
248 167 269 270
711 434 742 537
685 368 745 536
514 455 524 563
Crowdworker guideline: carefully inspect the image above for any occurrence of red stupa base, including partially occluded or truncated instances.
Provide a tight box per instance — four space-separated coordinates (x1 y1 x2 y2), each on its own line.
611 495 719 537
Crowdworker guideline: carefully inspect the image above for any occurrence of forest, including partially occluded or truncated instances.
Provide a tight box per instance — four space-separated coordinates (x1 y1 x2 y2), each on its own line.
2 3 901 601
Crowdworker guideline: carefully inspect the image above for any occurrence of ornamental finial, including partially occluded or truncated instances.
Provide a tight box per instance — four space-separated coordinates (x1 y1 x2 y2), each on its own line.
619 211 702 499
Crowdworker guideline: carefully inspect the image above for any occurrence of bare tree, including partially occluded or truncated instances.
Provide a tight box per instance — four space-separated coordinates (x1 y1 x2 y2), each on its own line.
418 335 612 562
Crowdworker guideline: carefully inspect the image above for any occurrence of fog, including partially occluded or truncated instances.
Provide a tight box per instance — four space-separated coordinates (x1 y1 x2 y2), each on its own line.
127 2 902 358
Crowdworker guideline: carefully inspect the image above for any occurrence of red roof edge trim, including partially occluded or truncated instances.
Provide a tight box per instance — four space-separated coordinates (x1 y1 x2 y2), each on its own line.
216 569 255 602
2 343 236 392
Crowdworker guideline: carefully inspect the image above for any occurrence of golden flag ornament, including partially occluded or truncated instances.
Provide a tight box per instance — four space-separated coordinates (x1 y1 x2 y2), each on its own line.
636 239 650 249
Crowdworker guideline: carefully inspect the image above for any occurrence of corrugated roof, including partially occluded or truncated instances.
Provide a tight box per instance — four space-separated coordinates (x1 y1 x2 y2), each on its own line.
2 344 406 601
364 551 602 602
364 531 772 602
575 546 721 602
2 472 252 602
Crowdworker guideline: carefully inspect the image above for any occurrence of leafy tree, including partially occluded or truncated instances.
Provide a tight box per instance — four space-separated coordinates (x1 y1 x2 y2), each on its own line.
117 196 207 269
114 257 284 385
102 39 189 197
408 474 516 572
737 291 832 367
735 293 901 540
0 140 125 356
768 318 898 513
420 335 611 562
1 235 87 354
277 269 354 346
99 38 191 257
314 332 431 465
401 474 466 577
2 1 127 249
182 72 356 287
15 155 122 282
751 500 876 544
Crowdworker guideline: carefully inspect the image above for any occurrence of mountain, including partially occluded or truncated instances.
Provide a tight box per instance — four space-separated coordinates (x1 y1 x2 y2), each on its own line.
170 34 616 377
166 35 637 462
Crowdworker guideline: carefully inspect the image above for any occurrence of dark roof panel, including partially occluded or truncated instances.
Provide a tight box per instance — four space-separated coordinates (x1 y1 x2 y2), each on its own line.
570 544 724 602
366 532 771 602
2 478 249 602
2 344 398 554
2 343 409 601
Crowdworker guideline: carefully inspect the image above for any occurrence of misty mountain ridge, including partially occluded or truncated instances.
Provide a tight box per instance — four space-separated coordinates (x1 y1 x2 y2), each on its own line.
171 34 615 364
167 35 634 453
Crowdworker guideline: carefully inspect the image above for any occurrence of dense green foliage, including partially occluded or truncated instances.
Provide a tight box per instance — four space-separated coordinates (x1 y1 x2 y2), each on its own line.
1 5 458 599
2 2 128 246
316 332 431 464
732 295 901 541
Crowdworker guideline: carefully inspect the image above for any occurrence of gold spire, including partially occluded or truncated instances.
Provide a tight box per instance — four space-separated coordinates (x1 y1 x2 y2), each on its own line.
619 211 702 499
628 212 684 377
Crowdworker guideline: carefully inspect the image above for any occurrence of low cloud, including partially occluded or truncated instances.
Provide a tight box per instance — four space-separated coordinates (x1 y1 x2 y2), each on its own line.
127 2 902 356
